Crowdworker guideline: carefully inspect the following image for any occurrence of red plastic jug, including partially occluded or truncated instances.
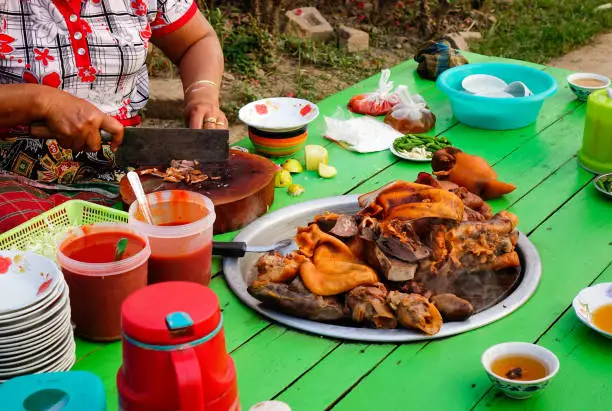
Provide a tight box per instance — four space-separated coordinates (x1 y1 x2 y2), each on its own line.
117 282 239 411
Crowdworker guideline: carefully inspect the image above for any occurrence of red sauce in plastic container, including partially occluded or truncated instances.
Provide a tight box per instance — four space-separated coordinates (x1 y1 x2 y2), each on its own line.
56 224 151 341
128 190 216 286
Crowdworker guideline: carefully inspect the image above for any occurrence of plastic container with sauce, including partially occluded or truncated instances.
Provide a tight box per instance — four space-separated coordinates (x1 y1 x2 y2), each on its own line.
56 224 151 341
128 190 216 286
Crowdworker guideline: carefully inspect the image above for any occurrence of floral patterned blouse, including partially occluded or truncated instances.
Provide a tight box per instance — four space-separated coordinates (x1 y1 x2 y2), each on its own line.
0 0 196 183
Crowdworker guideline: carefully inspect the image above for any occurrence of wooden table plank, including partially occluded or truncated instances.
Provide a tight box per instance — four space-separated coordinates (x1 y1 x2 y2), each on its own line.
230 328 338 405
275 343 394 410
474 264 612 410
331 186 612 411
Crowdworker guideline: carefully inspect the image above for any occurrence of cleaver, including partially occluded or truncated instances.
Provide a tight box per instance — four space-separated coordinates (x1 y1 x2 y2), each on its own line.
13 124 230 167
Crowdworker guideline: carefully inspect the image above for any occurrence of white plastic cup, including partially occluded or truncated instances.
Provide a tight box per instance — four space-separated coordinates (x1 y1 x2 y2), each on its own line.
128 190 216 286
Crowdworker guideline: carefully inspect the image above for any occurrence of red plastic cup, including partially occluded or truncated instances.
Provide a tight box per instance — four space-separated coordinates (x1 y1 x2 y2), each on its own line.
128 191 215 286
56 224 151 341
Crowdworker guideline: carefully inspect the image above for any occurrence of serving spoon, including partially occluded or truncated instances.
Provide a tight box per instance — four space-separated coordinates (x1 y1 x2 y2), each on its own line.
127 171 155 225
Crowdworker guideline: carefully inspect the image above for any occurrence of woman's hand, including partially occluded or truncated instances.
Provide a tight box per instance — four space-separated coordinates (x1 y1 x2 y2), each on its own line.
33 88 124 152
183 91 228 130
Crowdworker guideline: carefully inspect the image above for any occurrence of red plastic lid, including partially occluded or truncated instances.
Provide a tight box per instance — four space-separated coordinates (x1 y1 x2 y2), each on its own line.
121 282 220 345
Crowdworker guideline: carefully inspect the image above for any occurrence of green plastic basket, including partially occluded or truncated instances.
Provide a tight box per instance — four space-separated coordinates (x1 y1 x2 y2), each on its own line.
0 200 128 258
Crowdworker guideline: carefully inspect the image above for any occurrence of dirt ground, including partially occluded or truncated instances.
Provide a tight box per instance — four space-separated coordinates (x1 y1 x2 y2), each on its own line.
548 31 612 77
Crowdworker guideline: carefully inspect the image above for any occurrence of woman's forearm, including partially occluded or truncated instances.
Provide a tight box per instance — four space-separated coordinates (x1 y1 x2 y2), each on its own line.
0 84 54 128
178 32 224 101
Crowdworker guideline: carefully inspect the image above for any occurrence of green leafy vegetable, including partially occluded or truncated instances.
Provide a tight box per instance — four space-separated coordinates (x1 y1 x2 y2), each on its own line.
392 134 452 156
595 176 612 193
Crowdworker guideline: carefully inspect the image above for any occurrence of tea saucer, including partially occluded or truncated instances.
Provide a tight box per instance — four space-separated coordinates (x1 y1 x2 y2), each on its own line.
572 282 612 339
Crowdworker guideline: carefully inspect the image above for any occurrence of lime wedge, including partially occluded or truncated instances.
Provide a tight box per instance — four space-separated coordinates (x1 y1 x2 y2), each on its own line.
318 163 337 178
274 170 292 187
305 145 328 171
282 159 304 173
287 184 305 197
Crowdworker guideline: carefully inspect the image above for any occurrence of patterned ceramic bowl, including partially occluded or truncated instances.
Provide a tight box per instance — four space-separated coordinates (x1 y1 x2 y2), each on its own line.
247 125 308 157
481 342 560 399
572 282 612 339
593 173 612 200
239 97 318 157
567 73 610 102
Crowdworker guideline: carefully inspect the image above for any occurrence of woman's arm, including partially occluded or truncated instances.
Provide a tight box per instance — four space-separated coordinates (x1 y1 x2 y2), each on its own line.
152 12 227 130
0 84 124 152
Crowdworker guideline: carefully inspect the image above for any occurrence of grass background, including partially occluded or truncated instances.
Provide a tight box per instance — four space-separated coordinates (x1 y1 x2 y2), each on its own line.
474 0 612 63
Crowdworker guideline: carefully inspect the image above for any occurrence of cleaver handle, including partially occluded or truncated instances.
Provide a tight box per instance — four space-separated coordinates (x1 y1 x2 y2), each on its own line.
212 242 247 258
13 122 112 142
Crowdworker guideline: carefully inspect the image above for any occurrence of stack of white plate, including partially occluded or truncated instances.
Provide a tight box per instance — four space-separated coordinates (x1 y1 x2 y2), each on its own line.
0 250 75 382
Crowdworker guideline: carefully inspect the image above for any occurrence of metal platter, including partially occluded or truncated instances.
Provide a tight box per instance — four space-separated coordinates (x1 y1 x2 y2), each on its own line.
223 195 542 342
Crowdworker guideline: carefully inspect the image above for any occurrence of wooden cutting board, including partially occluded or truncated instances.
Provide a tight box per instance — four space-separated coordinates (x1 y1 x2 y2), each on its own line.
119 150 278 234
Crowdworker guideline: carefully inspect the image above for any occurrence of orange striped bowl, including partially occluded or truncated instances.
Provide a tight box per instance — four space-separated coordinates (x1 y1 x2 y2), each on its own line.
248 125 308 157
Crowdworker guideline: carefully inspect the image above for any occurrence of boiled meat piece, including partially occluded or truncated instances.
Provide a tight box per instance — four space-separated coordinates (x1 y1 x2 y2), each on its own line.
432 148 516 200
364 241 418 282
247 277 347 322
387 291 443 335
376 220 430 263
430 293 474 321
296 225 379 296
449 187 493 220
414 172 493 221
252 251 307 287
345 283 397 329
329 215 360 238
358 181 464 223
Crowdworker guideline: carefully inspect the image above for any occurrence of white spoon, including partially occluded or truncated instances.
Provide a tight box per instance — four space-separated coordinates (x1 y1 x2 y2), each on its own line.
503 81 533 97
607 87 612 100
127 171 155 225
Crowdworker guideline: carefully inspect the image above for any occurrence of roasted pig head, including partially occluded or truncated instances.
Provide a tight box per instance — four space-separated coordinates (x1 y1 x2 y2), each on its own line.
345 283 397 329
248 277 347 322
431 148 516 200
387 291 443 335
358 181 464 223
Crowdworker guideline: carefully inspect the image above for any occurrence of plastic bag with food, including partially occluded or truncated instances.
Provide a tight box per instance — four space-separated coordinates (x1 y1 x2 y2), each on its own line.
323 109 402 153
347 69 400 116
384 85 436 134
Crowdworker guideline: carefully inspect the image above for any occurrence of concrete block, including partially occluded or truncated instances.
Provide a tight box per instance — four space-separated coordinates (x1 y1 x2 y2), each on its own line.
338 25 369 52
285 7 334 43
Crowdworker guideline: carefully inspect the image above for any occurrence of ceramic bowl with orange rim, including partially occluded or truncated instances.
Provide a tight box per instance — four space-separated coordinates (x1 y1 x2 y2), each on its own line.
239 97 319 157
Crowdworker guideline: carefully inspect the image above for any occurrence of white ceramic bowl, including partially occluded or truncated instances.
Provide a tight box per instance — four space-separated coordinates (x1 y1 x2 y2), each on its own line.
566 73 611 101
238 97 319 132
462 74 508 95
481 342 560 399
572 282 612 338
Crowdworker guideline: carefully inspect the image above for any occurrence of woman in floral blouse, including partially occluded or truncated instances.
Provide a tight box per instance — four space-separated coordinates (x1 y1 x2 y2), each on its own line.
0 0 227 232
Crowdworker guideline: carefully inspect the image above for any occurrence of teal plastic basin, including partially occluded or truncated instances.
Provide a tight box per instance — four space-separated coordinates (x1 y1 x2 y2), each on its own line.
436 63 558 130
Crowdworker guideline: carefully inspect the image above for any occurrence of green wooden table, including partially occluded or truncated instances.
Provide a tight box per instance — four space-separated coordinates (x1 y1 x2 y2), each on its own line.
74 52 612 411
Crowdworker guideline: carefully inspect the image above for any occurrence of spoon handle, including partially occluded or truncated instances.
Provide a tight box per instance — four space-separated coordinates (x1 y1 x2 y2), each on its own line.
127 171 155 225
606 87 612 100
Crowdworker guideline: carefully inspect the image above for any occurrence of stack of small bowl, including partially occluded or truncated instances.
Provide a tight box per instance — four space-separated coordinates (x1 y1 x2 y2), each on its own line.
0 251 75 382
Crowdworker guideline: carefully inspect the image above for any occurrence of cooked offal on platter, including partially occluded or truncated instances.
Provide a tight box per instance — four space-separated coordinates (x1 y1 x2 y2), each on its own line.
248 175 521 336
